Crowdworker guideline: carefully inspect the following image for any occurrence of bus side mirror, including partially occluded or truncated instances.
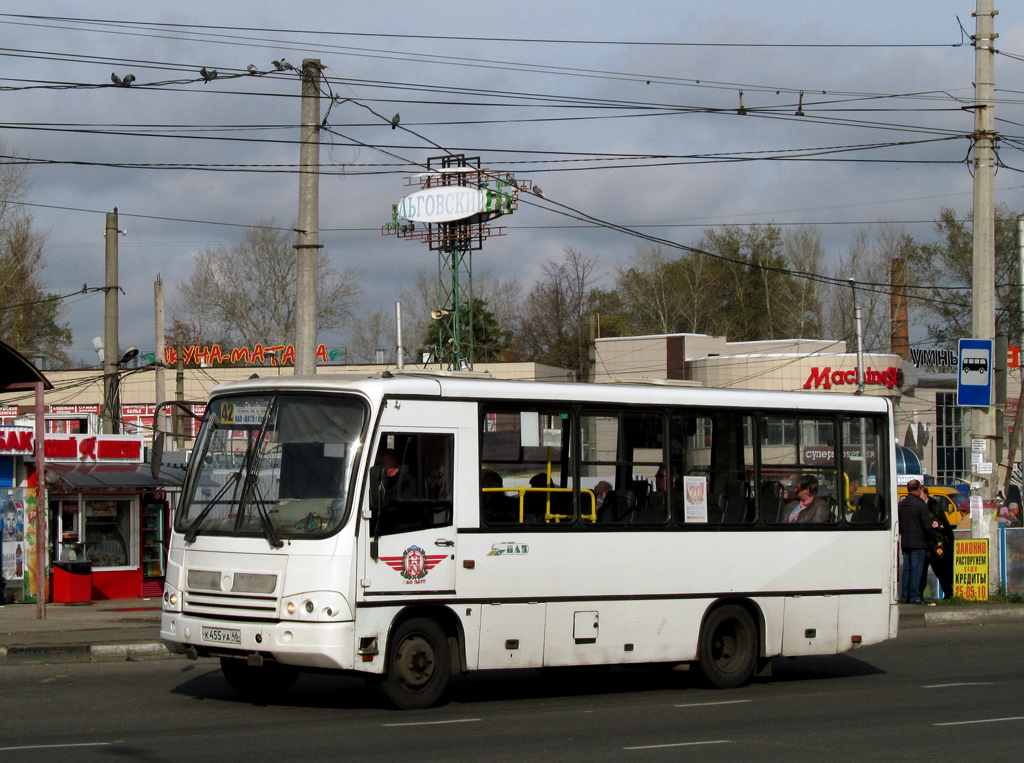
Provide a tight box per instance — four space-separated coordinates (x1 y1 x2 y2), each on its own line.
150 432 165 480
368 465 388 512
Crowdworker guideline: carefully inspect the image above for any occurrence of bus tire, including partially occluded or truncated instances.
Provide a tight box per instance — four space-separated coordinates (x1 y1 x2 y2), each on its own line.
696 604 758 689
220 657 299 701
382 618 451 710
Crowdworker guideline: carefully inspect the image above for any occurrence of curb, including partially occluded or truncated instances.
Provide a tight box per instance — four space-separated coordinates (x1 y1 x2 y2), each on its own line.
0 642 177 667
923 605 1024 626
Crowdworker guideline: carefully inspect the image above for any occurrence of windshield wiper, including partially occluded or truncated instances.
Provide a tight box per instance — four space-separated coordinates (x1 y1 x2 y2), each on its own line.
183 467 243 543
243 472 283 549
234 402 284 549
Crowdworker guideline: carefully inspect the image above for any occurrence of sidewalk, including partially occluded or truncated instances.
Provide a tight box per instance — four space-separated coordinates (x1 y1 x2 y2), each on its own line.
0 597 168 666
3 599 1024 667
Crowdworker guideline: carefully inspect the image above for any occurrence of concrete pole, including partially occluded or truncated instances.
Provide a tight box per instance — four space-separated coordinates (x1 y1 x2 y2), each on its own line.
970 0 999 592
395 301 405 370
154 276 166 437
103 209 120 435
294 59 322 376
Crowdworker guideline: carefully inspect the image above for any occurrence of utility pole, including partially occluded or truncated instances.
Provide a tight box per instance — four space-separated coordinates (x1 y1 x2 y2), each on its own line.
971 0 999 593
154 276 166 439
103 209 120 434
294 58 322 376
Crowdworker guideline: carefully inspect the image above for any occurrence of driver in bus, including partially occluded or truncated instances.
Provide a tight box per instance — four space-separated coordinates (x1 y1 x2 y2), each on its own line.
375 448 416 501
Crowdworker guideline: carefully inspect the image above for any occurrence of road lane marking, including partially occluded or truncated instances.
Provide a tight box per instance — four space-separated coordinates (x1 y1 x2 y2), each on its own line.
382 718 481 728
0 742 120 752
674 700 751 708
935 716 1024 726
924 682 993 689
624 741 731 750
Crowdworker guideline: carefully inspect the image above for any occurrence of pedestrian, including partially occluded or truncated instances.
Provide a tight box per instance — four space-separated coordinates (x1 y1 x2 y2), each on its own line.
898 479 933 604
919 487 955 600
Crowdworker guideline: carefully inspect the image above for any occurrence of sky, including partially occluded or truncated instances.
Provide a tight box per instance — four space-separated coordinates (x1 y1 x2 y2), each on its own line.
2 1 1024 366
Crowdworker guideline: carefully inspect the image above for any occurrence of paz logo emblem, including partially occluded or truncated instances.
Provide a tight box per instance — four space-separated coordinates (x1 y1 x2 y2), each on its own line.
381 546 448 582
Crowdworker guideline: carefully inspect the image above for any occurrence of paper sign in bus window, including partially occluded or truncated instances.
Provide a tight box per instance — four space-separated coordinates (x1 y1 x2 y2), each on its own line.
684 475 708 523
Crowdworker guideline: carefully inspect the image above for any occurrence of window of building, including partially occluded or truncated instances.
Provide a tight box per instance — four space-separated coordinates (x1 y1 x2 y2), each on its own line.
935 392 966 484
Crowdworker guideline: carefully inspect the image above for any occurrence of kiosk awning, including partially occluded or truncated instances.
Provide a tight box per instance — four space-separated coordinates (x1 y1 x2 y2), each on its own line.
46 463 186 489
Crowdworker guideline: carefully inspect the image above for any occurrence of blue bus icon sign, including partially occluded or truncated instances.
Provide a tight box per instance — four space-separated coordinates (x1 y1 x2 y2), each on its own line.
957 338 993 406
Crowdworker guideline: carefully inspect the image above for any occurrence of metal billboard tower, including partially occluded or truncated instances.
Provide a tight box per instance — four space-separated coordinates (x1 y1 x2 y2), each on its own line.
384 155 525 370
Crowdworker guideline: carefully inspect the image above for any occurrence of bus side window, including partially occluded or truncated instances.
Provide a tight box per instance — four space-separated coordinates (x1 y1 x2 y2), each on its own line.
375 433 453 536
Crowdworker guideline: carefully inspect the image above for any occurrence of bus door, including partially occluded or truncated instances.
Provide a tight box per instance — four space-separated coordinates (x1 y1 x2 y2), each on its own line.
360 418 459 596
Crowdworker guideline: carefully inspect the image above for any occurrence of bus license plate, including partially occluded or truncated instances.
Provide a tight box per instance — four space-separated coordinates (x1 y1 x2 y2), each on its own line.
201 627 241 645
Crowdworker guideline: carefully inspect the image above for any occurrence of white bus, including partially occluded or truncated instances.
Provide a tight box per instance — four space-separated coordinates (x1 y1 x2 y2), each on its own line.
159 372 898 709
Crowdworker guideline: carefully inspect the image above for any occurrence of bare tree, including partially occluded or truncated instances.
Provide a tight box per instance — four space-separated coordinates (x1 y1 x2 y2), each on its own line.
782 226 826 338
615 243 688 335
173 220 362 351
0 145 72 365
513 246 599 379
347 308 396 364
823 225 912 353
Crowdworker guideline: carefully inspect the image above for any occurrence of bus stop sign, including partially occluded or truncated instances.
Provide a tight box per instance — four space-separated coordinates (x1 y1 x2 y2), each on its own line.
957 338 993 407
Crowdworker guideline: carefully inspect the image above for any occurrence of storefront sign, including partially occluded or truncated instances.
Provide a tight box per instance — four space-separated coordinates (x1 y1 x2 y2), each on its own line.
953 538 988 600
803 366 901 390
162 344 344 367
0 430 143 462
802 444 878 466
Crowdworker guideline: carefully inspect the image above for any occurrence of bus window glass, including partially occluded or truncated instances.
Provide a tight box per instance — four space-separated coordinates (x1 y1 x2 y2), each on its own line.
580 412 619 523
177 394 365 539
761 415 839 525
481 406 574 524
374 433 454 536
844 415 890 524
675 411 754 525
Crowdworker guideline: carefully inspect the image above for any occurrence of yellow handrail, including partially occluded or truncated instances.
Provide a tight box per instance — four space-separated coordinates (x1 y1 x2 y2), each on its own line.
481 486 597 523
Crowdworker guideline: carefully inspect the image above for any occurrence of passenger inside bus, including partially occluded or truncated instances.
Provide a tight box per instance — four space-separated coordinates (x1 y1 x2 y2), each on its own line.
785 475 831 523
480 470 519 523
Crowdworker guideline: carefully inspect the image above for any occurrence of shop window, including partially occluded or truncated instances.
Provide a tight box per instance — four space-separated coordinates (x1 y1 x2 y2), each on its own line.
82 499 134 568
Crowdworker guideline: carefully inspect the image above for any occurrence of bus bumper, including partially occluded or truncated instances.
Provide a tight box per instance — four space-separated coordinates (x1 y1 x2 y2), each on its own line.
161 612 356 670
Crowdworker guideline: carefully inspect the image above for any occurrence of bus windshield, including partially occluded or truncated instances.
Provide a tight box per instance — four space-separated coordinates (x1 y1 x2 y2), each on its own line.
176 393 366 543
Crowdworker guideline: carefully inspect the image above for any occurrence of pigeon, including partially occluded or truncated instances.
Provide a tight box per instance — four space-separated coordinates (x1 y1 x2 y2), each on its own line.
200 67 217 83
532 186 544 197
121 74 135 87
247 64 257 74
390 113 400 129
110 73 122 85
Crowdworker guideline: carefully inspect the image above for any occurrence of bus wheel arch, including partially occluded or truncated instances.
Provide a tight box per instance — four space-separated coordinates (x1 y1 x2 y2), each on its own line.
379 606 463 710
695 599 761 689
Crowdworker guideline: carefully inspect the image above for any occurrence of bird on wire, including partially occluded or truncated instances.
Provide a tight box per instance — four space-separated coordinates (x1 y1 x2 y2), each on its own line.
391 113 401 129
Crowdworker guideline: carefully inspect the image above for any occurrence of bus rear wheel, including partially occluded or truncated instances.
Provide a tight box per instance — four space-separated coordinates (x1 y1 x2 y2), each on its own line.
220 657 299 702
382 618 451 710
696 605 758 689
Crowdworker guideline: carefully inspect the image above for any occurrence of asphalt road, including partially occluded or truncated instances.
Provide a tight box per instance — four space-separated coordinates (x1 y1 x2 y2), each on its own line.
2 622 1022 762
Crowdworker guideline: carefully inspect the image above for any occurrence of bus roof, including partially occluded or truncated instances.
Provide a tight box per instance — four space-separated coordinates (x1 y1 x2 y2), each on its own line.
207 371 893 415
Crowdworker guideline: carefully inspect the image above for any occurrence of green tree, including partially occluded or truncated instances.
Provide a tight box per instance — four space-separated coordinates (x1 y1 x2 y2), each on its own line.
421 298 512 363
907 205 1021 347
0 148 73 365
698 223 817 341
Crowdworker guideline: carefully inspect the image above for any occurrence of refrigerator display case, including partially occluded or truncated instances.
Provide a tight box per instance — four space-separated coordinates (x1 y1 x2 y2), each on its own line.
141 501 167 580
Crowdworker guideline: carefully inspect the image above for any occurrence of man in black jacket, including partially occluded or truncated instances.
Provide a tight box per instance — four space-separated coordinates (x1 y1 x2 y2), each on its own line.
898 479 932 603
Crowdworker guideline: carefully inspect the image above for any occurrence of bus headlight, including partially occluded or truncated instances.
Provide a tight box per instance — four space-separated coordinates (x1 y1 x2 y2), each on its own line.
280 592 351 622
162 583 182 612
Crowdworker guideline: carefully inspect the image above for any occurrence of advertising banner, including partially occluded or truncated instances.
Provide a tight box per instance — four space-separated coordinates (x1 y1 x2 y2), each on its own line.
954 538 989 600
1 488 27 582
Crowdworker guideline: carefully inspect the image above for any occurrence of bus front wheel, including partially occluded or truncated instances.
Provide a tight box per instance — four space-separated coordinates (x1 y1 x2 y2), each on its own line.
696 604 758 689
382 618 451 710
